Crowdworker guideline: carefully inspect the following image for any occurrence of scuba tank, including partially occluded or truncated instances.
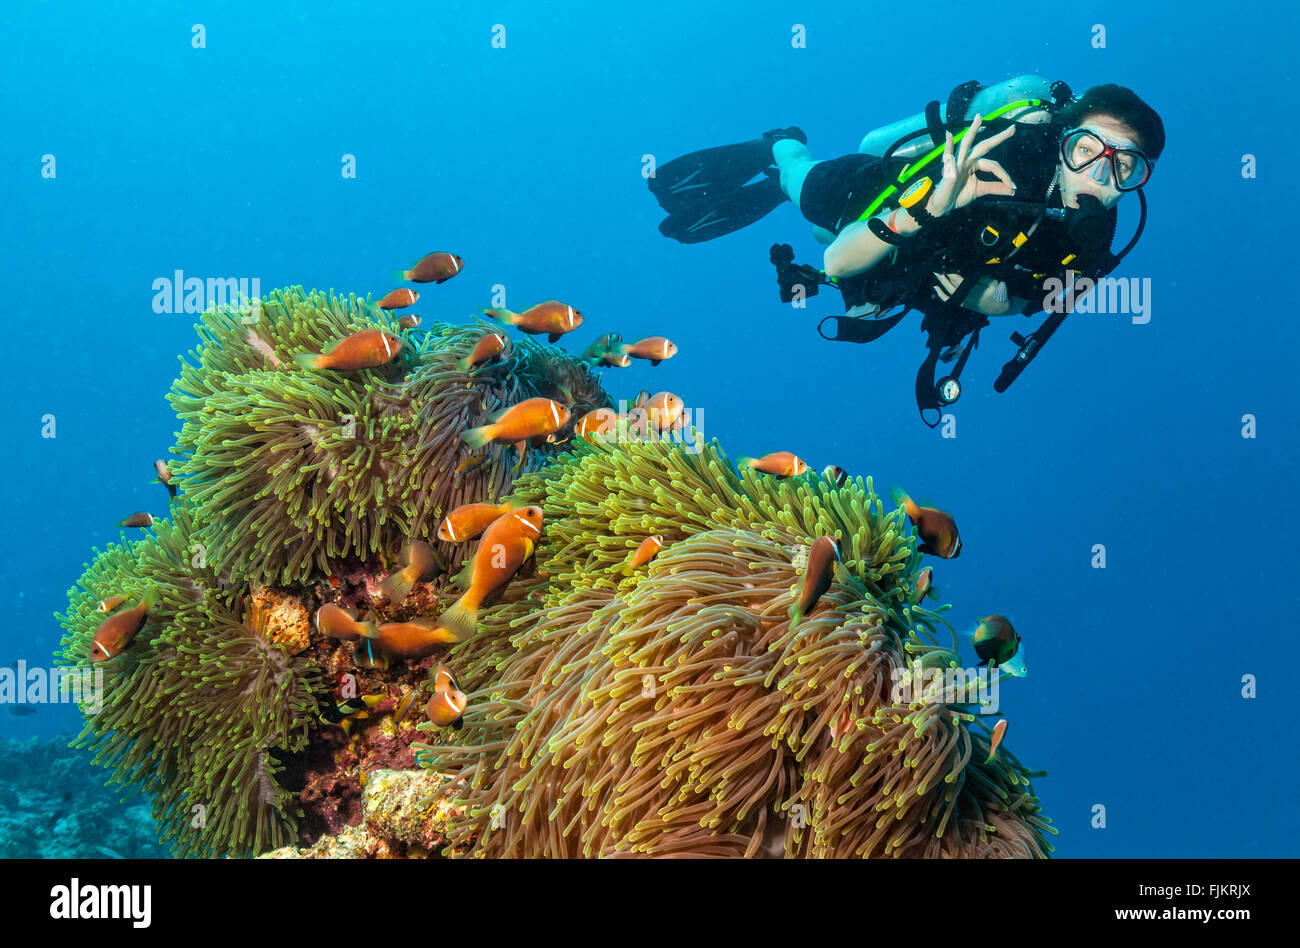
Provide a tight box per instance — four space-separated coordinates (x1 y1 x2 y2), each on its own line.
858 75 1054 159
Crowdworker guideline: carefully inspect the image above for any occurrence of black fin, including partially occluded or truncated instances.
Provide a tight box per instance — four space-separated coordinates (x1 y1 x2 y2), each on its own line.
650 136 792 243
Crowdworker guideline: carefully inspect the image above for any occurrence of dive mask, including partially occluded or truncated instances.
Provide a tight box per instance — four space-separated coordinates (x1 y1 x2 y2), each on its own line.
1060 127 1152 191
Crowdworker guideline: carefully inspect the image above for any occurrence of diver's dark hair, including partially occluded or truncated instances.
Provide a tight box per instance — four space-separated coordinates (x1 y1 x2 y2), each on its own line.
1058 84 1165 161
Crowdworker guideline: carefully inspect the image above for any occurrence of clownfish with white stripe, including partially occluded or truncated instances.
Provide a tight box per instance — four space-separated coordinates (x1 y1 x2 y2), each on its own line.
481 301 583 342
460 398 571 452
90 590 158 662
292 330 403 370
620 336 677 365
574 408 618 443
403 251 463 284
457 332 508 371
619 535 663 575
426 665 468 729
439 506 544 640
985 718 1009 763
437 501 515 543
376 288 418 309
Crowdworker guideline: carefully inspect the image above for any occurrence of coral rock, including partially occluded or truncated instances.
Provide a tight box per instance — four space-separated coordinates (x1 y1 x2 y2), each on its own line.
362 769 469 854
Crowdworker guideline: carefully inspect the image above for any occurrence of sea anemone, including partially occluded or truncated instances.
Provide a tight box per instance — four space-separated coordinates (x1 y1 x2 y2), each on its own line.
56 286 615 858
168 286 609 586
54 503 320 858
415 436 1053 857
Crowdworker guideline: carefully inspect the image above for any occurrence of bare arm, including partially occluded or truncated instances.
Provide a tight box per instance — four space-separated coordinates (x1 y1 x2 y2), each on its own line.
824 115 1019 281
823 214 903 278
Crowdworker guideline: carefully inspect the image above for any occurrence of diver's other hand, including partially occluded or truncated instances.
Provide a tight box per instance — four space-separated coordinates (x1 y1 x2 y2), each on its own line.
926 114 1018 218
933 273 1014 316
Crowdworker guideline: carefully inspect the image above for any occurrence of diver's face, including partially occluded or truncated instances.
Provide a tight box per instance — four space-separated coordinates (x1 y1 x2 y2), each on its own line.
1058 115 1143 210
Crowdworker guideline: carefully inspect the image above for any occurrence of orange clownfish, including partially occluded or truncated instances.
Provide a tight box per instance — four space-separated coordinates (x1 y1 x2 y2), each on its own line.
575 408 618 443
457 332 508 371
913 566 935 602
621 336 678 365
482 301 583 342
891 489 961 559
97 596 127 613
738 452 809 479
426 686 468 729
292 330 403 371
644 392 685 432
789 536 840 628
378 539 443 605
403 251 463 284
153 459 177 498
377 288 418 309
364 617 458 661
426 665 467 728
986 719 1008 763
433 664 460 693
90 590 157 662
461 398 571 452
619 535 663 575
440 507 544 640
438 501 515 543
314 603 379 642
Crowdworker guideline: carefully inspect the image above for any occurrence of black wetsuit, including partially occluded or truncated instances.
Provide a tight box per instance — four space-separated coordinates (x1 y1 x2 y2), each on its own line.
796 120 1119 315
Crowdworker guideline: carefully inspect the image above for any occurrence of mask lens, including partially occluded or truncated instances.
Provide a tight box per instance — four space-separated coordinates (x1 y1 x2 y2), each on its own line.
1063 129 1105 172
1114 148 1151 190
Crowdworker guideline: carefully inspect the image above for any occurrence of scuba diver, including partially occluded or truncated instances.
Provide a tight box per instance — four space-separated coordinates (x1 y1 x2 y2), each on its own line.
648 76 1165 425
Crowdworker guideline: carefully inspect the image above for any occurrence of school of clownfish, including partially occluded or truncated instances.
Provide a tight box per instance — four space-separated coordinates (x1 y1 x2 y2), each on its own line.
89 249 1022 749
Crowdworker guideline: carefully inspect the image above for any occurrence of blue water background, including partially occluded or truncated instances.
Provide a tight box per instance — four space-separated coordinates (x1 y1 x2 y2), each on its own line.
2 0 1295 857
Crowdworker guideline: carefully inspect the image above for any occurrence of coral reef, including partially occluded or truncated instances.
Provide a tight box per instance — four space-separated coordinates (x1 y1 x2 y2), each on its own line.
260 769 463 858
414 437 1053 857
0 735 168 859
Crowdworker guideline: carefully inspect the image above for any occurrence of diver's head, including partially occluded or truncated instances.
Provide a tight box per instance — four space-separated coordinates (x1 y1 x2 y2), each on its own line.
1055 84 1165 209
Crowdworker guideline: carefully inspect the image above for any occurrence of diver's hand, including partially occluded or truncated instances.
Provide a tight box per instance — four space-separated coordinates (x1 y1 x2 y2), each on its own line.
933 273 1014 316
925 115 1018 218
